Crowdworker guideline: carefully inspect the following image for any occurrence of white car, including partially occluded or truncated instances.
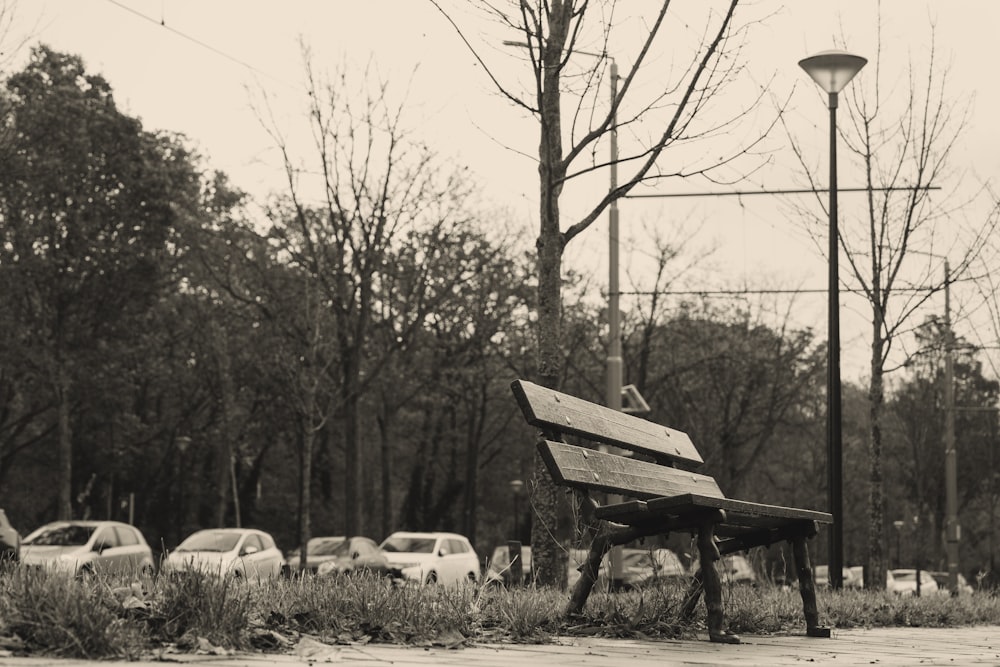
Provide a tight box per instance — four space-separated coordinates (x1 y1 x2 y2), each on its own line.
380 531 480 585
887 568 943 596
165 528 285 580
20 520 155 577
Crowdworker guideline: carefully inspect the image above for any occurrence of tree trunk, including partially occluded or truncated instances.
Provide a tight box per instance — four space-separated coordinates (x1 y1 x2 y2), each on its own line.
867 330 886 589
214 324 235 527
56 360 73 520
530 0 572 589
462 386 485 544
299 421 313 572
378 408 393 538
344 383 363 536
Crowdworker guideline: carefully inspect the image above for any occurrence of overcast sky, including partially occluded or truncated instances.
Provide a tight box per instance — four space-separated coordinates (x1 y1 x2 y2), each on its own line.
10 1 1000 381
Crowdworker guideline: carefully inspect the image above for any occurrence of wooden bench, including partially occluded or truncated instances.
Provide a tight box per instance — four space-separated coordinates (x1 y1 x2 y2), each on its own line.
511 379 832 644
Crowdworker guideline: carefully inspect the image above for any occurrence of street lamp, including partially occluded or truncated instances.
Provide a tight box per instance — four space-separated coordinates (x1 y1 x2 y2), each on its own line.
893 520 904 569
799 49 867 591
509 479 524 539
174 436 192 544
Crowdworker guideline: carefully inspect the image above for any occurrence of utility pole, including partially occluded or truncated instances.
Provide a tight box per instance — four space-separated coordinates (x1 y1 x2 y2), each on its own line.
943 259 960 595
605 59 625 591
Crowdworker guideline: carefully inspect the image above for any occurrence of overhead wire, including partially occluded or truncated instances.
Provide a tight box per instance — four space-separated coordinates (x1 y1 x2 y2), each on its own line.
103 0 300 91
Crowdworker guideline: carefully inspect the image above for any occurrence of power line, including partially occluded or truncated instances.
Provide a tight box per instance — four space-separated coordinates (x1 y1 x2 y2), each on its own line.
619 286 941 297
626 186 941 199
104 0 297 90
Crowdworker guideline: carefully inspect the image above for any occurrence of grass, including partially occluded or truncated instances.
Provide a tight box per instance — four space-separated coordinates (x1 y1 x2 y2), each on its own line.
2 568 1000 659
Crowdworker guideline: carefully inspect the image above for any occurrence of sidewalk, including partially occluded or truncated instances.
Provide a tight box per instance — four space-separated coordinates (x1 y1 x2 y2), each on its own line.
2 626 999 667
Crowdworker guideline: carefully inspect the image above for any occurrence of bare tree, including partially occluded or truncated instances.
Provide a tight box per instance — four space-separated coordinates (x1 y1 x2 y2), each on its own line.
784 19 999 589
255 49 492 538
432 0 776 585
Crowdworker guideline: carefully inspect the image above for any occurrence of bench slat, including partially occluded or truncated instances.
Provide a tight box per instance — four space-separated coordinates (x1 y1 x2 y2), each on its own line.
646 494 832 524
512 380 704 466
537 440 723 500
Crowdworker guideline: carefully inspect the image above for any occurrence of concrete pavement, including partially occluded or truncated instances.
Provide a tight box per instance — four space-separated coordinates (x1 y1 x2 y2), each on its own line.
2 626 1000 666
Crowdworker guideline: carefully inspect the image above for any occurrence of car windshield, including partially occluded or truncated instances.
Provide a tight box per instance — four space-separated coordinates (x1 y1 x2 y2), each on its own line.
308 538 344 556
24 524 95 546
381 536 436 553
622 551 653 568
488 546 530 572
176 531 241 553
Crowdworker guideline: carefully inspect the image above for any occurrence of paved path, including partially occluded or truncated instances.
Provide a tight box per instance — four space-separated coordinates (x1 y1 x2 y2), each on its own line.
2 626 1000 666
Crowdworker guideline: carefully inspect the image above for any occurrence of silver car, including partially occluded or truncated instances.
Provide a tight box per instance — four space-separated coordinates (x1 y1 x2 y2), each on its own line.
380 531 480 586
20 520 155 576
165 528 285 580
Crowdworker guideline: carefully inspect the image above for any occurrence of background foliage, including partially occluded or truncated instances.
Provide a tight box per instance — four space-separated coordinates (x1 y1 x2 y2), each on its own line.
0 46 997 586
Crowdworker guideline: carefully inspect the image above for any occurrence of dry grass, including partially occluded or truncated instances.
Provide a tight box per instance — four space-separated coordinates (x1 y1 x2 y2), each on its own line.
2 568 999 659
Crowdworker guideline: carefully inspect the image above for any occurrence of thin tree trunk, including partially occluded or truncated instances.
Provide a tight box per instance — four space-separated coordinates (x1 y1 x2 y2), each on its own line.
868 330 887 589
378 408 393 538
214 324 235 527
299 423 313 572
462 386 486 543
56 360 73 520
344 386 363 536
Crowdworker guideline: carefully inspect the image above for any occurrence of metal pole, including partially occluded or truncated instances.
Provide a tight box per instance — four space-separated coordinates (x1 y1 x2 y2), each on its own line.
827 91 844 590
607 59 622 416
944 260 959 594
513 492 520 539
606 59 624 591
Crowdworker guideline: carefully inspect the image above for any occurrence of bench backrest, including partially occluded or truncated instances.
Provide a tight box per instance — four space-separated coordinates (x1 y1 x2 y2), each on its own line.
511 379 703 467
512 379 724 503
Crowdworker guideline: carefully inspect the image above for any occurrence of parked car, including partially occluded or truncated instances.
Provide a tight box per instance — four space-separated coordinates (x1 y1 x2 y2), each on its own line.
315 536 397 578
487 545 686 589
716 554 757 585
286 536 345 575
164 528 285 580
887 568 942 596
20 520 154 576
0 509 20 564
928 571 974 595
595 548 688 589
486 544 539 587
380 531 479 585
815 565 864 589
487 545 590 588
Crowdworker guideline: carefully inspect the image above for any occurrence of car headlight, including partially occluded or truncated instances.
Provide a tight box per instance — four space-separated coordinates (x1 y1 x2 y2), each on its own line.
395 562 420 571
56 553 84 569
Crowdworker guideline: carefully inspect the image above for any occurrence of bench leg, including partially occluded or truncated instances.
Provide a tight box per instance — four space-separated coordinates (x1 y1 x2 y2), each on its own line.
566 535 613 616
697 521 740 644
790 536 831 638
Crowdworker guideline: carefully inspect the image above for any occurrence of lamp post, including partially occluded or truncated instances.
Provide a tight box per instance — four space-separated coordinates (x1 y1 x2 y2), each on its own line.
893 520 904 569
799 49 867 590
174 435 191 545
509 479 524 539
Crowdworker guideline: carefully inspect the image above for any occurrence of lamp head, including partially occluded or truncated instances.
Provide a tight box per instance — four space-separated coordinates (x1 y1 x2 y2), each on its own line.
799 49 867 95
509 479 524 494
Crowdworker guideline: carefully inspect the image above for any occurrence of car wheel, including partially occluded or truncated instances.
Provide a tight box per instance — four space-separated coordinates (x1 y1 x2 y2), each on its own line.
425 571 438 585
467 572 477 584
